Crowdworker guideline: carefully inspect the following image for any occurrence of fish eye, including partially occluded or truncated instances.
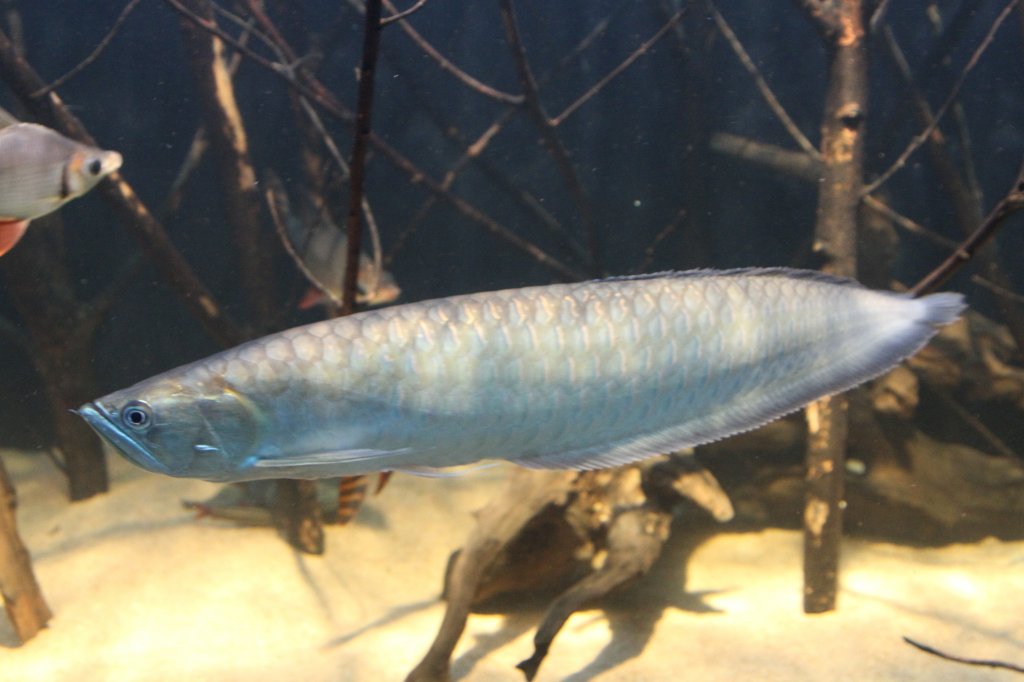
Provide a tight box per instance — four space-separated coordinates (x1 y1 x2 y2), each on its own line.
121 401 153 431
88 158 103 175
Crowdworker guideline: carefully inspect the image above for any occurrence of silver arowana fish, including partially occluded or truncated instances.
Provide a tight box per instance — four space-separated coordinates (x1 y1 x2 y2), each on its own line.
0 107 122 257
78 269 964 483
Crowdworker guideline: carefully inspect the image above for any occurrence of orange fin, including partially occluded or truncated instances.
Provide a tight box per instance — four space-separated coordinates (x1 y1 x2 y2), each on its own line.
0 219 29 257
298 285 324 310
336 475 370 525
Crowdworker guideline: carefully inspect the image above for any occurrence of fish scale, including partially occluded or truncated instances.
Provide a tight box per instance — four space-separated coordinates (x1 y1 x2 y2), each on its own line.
79 268 965 482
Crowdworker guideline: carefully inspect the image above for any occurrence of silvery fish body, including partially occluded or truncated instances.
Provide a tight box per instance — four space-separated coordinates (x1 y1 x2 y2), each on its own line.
79 269 964 482
0 107 122 256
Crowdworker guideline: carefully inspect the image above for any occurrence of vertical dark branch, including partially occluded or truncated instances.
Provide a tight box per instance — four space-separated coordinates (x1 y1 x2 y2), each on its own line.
498 0 601 275
801 0 867 614
178 0 276 328
341 0 383 315
0 455 52 644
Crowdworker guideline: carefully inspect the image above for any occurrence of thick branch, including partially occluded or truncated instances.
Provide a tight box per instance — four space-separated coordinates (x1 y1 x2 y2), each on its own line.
179 0 276 326
0 455 51 644
801 0 867 615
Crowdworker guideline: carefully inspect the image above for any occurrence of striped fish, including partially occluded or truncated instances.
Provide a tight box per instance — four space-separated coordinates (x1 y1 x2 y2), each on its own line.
78 269 964 482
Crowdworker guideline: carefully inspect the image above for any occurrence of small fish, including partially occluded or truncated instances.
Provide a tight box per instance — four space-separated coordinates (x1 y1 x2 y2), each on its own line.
0 107 122 256
182 474 391 526
78 269 964 483
266 171 400 309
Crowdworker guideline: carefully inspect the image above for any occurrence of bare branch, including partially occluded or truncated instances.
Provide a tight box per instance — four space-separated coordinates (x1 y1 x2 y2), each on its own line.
911 162 1024 297
499 0 600 274
29 0 143 97
378 0 523 104
706 1 818 158
863 0 1021 196
903 636 1024 674
381 0 428 26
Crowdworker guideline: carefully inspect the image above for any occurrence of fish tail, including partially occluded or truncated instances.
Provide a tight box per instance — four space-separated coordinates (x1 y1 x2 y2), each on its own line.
916 291 967 328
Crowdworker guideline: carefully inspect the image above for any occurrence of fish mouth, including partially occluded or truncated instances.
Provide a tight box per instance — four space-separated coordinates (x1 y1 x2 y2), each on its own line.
77 402 171 475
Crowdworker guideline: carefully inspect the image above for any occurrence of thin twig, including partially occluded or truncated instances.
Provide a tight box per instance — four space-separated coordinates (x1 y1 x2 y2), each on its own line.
911 161 1024 296
868 0 893 32
551 7 685 128
705 2 818 158
499 0 600 274
862 195 958 250
633 207 687 274
970 274 1024 305
29 0 143 97
925 385 1017 458
378 0 522 104
903 636 1024 674
381 0 428 26
863 0 1021 196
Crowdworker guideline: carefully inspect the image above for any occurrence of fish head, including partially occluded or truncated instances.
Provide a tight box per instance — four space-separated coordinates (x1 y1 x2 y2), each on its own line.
64 147 122 199
79 374 266 482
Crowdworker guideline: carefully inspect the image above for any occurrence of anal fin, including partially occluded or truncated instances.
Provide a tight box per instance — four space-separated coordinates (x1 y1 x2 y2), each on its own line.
0 219 29 257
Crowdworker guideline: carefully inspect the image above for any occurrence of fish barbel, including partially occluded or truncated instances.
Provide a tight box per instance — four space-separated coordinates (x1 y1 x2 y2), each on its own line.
78 269 964 482
0 107 122 256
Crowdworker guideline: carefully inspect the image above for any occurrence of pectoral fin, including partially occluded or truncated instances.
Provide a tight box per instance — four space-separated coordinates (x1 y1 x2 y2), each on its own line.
252 447 412 477
0 219 30 257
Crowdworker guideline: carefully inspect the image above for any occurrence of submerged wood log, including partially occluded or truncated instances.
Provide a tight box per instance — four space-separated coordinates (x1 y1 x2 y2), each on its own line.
407 469 575 682
0 455 51 644
800 0 867 614
409 456 732 682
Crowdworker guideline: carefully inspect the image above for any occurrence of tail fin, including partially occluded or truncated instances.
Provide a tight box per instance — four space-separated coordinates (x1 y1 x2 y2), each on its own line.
917 292 966 328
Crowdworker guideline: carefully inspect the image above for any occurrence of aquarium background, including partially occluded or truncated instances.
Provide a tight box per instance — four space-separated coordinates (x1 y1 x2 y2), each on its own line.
1 1 1023 680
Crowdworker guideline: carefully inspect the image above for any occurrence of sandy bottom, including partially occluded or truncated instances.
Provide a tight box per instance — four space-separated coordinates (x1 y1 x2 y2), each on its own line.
2 447 1022 681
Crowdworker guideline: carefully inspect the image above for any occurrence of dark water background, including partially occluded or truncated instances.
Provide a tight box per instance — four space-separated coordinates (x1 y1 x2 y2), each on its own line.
0 0 1021 449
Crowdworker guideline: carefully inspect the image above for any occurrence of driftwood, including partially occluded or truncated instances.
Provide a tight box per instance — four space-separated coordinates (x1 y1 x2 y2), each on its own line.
0 456 50 644
798 0 868 614
407 456 733 682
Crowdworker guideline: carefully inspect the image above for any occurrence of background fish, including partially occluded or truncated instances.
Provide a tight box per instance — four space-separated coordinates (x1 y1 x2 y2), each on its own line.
78 269 964 482
266 170 400 309
0 106 122 256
